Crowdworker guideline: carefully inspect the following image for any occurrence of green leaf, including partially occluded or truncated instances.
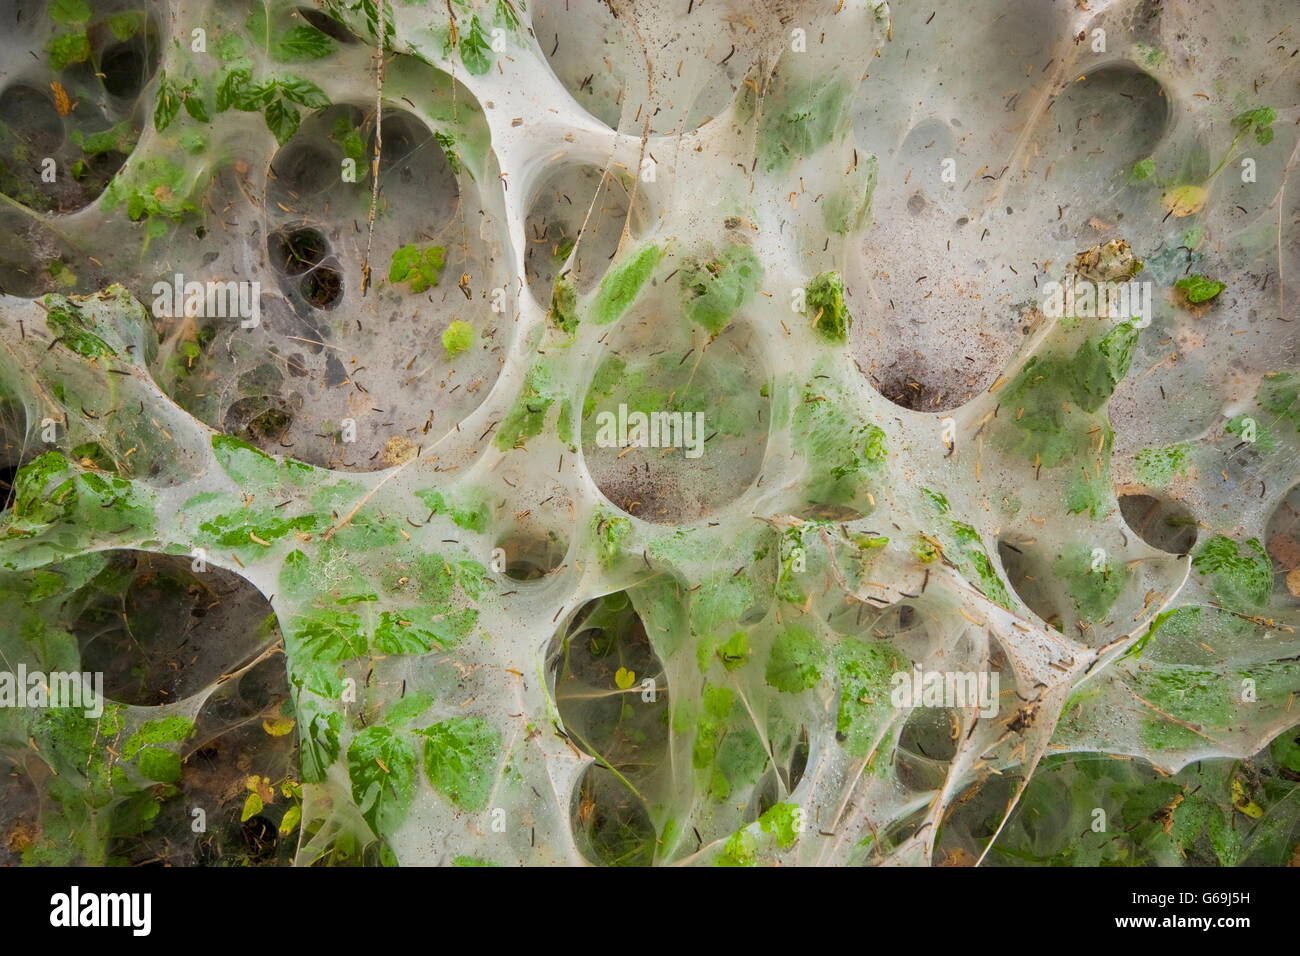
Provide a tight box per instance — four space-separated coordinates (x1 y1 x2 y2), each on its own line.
805 270 850 343
1191 535 1271 612
384 692 435 727
1270 727 1300 773
1133 443 1192 487
348 726 418 837
137 748 182 783
217 69 277 112
48 32 91 71
716 630 750 671
280 549 313 596
273 25 336 61
1131 157 1156 181
123 716 195 759
288 608 368 662
211 433 281 487
679 244 763 335
1175 274 1226 304
388 244 446 293
494 0 522 32
442 320 474 359
591 243 662 325
214 33 247 62
241 791 263 822
299 711 342 783
758 802 802 849
154 73 180 132
45 299 116 358
276 74 331 109
758 73 852 173
717 829 757 866
765 625 828 693
182 88 210 123
459 16 494 75
264 97 301 145
835 639 902 756
420 716 502 811
49 0 92 25
550 276 579 335
1232 106 1277 146
107 12 143 41
412 488 489 533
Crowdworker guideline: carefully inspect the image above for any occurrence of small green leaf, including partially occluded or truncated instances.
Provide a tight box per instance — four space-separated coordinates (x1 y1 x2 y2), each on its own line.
48 32 91 71
591 243 662 325
1174 274 1226 304
154 73 180 132
1232 106 1277 146
278 803 302 835
758 802 802 849
241 791 263 822
805 270 850 343
388 244 446 293
442 320 474 359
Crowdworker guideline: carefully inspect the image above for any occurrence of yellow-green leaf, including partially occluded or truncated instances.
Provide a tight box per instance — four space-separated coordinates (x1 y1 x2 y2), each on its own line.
263 716 296 737
1161 185 1206 218
1231 777 1263 818
278 803 302 835
241 791 264 822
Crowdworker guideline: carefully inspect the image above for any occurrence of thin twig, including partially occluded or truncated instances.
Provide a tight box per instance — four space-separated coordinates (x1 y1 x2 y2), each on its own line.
360 0 387 295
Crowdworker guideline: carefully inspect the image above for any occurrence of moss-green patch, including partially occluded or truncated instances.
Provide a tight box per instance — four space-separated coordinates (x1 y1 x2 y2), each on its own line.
836 638 905 758
388 243 446 293
1134 442 1193 487
1190 535 1271 613
790 377 887 512
592 511 632 568
1054 543 1130 626
494 362 559 450
757 71 852 173
806 271 850 343
998 322 1138 467
1134 665 1233 751
441 319 473 359
43 296 116 359
679 244 763 336
550 275 578 337
824 155 877 234
413 487 489 533
766 624 827 693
